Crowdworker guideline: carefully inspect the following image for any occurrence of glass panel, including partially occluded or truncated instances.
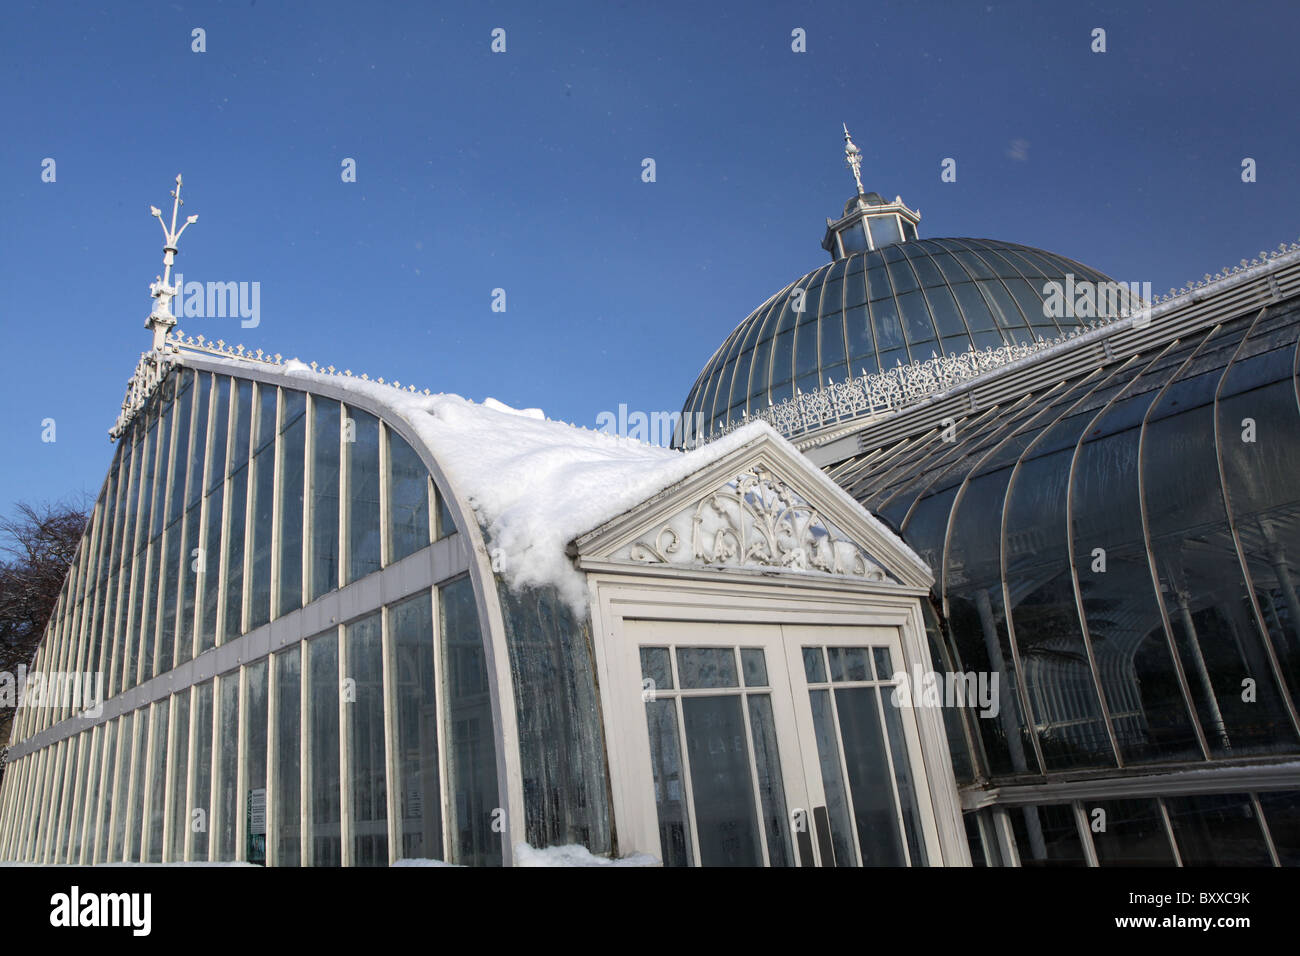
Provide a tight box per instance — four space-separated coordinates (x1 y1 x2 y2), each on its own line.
809 689 856 866
740 649 768 687
309 397 341 601
827 647 872 682
1012 803 1086 866
223 381 252 642
247 384 277 629
645 698 692 866
274 649 301 866
639 647 673 690
803 647 827 683
191 682 213 861
1165 792 1273 865
345 408 382 583
676 647 738 689
870 215 903 248
1087 798 1177 865
168 690 190 860
392 592 443 861
1257 790 1300 866
146 700 169 861
91 729 114 863
441 576 502 865
388 427 430 563
216 672 239 859
681 695 762 866
277 390 306 617
348 612 388 865
834 687 906 865
872 647 894 679
128 708 149 861
748 694 793 866
308 632 342 866
243 658 268 865
436 486 456 538
880 690 929 865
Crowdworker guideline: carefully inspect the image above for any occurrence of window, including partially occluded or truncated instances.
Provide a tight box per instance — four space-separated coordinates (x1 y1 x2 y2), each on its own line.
348 613 388 865
391 592 442 861
388 428 430 563
274 648 302 865
346 409 382 583
309 397 341 601
307 631 342 866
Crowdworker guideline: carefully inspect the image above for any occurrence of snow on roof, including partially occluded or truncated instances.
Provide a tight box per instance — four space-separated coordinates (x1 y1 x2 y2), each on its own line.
203 356 766 609
187 352 918 611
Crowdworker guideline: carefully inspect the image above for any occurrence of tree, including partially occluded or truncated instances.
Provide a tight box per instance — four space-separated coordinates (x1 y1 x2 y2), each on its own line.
0 500 89 760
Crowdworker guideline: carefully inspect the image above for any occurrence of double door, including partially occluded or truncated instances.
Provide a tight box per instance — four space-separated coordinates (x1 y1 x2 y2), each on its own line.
629 621 939 866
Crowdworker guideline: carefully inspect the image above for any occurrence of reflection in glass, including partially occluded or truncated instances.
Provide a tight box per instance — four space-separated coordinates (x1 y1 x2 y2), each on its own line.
645 698 692 867
392 592 442 861
681 695 762 866
348 613 388 865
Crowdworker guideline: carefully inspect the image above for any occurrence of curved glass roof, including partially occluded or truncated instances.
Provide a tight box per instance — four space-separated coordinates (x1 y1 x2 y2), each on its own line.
681 237 1118 438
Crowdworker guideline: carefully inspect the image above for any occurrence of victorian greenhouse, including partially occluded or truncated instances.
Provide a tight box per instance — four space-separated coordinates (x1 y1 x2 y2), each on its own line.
3 143 1300 867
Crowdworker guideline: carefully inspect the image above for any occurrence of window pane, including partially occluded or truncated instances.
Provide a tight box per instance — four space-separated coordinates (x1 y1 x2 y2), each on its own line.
1088 798 1176 865
223 381 252 642
388 428 430 563
645 698 692 866
247 384 277 629
277 390 306 617
274 648 302 866
191 682 213 861
308 632 342 866
309 397 341 601
748 694 793 866
216 672 239 859
346 409 382 583
1012 803 1086 866
128 709 149 861
146 700 169 861
833 687 906 865
1165 793 1273 865
681 695 762 866
168 690 190 861
441 576 501 865
243 659 268 865
1258 790 1300 866
676 647 738 688
348 612 388 865
393 592 442 861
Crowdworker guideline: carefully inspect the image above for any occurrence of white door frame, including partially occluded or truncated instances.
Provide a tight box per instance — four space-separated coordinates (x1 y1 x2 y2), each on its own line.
584 567 970 866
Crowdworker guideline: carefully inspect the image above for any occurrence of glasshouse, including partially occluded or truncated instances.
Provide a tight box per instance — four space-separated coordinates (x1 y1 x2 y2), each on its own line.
3 147 1300 866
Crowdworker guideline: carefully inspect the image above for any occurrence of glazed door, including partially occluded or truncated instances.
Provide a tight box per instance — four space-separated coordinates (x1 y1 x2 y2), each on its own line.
628 620 940 867
782 625 940 867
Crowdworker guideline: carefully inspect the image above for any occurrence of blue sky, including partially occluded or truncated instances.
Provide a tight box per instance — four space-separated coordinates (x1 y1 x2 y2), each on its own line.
1 0 1298 513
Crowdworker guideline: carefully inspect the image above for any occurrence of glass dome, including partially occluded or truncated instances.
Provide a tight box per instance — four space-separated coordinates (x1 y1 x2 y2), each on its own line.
681 237 1119 439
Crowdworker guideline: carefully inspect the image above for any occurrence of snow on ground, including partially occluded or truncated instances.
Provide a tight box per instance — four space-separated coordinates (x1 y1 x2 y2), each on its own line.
512 843 660 867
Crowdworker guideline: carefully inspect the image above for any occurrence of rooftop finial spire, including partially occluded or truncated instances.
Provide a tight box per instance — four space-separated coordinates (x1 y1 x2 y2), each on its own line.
145 174 198 350
842 124 865 196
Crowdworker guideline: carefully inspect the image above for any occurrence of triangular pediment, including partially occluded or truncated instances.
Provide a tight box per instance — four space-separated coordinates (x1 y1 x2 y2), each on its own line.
571 432 934 590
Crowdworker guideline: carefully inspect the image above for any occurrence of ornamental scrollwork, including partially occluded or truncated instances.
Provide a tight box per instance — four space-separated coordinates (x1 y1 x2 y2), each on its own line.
623 465 888 581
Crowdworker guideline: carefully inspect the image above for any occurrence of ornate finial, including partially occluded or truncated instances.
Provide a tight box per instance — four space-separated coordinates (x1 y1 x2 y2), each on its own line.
842 124 865 196
145 174 199 350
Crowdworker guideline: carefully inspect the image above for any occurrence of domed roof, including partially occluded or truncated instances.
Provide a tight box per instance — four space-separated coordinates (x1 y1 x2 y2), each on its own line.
681 236 1119 440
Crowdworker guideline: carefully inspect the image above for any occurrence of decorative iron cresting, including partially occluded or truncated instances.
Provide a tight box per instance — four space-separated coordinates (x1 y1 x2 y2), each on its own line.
625 464 888 580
